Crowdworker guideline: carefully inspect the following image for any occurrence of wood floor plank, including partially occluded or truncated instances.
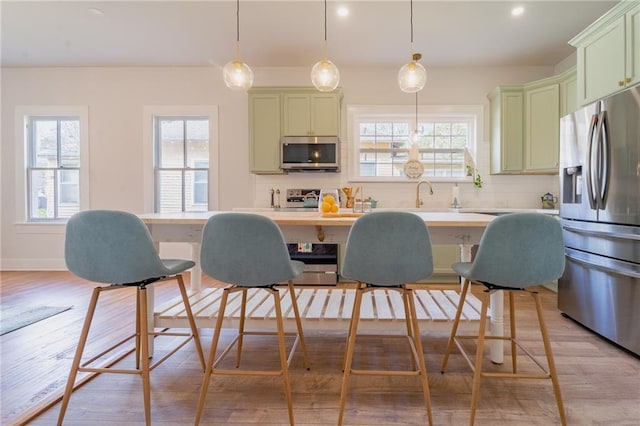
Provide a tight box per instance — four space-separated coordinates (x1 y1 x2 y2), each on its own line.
2 271 639 425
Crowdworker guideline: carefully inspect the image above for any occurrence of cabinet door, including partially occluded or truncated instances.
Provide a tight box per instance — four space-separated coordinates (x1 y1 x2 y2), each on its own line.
626 4 640 87
525 84 559 172
561 71 577 116
282 94 311 136
490 89 523 173
249 94 283 174
310 94 340 136
578 15 626 105
431 244 460 277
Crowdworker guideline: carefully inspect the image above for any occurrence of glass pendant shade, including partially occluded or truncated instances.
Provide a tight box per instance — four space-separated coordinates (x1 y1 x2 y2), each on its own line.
311 59 340 92
398 60 427 93
223 59 254 91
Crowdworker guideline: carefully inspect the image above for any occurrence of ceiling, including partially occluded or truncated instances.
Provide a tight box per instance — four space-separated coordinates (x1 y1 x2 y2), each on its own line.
1 1 618 69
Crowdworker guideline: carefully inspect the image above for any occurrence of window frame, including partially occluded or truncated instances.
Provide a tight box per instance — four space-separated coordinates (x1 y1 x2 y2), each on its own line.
347 104 483 182
143 105 219 213
153 116 210 213
15 106 90 224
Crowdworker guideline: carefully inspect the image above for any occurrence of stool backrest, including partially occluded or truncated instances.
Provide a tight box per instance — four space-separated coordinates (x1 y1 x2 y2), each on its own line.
341 211 434 286
65 210 167 284
468 212 565 287
200 213 299 286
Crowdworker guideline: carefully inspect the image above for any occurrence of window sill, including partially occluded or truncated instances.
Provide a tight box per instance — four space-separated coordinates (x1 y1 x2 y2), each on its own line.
14 221 66 234
347 177 475 184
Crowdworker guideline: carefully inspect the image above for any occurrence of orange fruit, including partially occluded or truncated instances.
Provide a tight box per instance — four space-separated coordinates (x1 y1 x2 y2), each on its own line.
320 202 332 212
330 204 339 213
323 195 336 205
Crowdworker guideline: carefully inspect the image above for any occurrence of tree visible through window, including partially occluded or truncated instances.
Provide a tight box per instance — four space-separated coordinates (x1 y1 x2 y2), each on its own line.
154 117 209 213
27 117 80 220
349 106 480 181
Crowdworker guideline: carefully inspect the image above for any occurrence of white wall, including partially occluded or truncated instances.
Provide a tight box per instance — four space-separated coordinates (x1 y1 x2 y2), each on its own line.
1 64 561 270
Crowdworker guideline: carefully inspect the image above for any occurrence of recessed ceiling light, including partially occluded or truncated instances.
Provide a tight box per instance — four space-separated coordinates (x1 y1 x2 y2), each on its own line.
337 6 349 17
511 6 525 17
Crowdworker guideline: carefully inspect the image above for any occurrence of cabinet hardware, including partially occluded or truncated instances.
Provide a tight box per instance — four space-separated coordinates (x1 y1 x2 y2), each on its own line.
618 80 625 86
625 77 632 83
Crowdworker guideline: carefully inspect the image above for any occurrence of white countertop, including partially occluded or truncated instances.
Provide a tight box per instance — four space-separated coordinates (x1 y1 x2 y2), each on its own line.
234 207 559 215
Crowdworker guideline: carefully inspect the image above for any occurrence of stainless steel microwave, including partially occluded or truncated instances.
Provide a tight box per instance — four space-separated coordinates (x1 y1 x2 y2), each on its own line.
280 136 340 172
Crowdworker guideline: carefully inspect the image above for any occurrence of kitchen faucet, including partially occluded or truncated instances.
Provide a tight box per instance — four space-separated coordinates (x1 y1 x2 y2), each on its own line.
415 179 434 208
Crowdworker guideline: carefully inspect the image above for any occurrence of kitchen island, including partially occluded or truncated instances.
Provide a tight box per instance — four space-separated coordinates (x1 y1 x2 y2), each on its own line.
139 210 507 361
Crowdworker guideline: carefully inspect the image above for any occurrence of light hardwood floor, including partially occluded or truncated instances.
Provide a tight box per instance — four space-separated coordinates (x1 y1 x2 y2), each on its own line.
1 271 639 425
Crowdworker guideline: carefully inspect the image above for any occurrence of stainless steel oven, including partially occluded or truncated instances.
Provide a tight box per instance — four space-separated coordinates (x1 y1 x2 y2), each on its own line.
288 243 338 285
283 188 339 285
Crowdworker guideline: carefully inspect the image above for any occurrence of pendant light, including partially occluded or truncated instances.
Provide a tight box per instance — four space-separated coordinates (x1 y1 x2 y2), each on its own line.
311 0 340 92
222 0 253 91
398 0 427 93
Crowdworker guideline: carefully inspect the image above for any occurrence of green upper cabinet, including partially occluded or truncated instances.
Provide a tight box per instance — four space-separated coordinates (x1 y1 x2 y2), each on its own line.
282 92 341 136
560 68 578 117
524 82 560 172
489 69 574 175
489 86 524 174
627 3 640 88
248 87 342 174
249 90 283 174
571 1 640 106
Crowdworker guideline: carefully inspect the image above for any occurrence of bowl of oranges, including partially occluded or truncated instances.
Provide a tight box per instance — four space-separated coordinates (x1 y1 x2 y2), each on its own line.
318 189 340 215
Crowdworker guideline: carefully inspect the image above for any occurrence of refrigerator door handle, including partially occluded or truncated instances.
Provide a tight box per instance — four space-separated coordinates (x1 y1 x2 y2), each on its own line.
586 113 599 210
565 248 640 279
596 111 609 210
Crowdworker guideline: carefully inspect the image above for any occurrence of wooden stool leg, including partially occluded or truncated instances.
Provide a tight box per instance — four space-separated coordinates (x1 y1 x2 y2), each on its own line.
441 279 471 373
338 285 364 426
176 274 205 370
402 290 417 370
139 287 152 426
135 289 141 370
288 280 310 370
342 282 363 372
57 287 102 425
194 288 229 425
509 291 517 374
235 289 248 368
406 288 433 426
469 289 490 426
272 288 294 426
532 292 567 426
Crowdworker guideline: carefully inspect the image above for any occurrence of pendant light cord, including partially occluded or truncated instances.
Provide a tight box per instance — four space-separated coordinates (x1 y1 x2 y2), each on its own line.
324 0 328 42
322 0 328 59
415 92 418 136
410 0 414 45
236 0 240 43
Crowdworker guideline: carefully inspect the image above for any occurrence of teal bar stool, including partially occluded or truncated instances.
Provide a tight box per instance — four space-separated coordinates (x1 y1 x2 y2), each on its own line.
58 210 205 426
338 211 435 426
441 212 567 425
194 213 310 426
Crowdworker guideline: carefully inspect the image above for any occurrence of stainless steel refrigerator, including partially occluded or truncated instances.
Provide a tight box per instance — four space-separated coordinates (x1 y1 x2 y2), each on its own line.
558 84 640 357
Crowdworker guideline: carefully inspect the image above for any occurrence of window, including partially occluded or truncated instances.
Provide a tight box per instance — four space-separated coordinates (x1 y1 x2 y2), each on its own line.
25 116 82 220
348 105 482 182
154 117 210 213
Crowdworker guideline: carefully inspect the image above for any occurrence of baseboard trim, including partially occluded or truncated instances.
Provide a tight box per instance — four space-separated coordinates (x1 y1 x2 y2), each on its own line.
0 258 66 271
